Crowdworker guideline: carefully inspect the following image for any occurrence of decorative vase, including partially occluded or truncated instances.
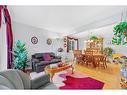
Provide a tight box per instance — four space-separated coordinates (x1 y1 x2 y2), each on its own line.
58 62 64 67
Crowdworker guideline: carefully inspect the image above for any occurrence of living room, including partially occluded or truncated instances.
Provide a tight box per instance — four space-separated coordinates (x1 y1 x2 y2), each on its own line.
1 5 127 90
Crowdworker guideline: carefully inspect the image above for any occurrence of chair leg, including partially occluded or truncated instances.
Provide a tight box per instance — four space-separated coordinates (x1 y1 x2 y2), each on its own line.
102 62 107 69
98 62 105 69
104 62 107 68
96 62 100 69
103 63 106 69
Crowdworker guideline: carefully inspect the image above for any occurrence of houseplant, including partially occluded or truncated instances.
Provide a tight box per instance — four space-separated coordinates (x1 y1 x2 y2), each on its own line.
103 47 114 63
112 22 127 45
90 36 98 42
103 47 113 57
13 40 28 71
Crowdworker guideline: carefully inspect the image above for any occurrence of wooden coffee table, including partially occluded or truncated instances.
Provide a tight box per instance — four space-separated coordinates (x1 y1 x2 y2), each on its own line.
45 63 74 82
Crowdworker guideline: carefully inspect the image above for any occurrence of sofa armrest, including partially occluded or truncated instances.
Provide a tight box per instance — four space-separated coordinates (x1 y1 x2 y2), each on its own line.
31 59 40 71
31 74 50 89
31 59 40 63
55 56 61 59
0 85 11 89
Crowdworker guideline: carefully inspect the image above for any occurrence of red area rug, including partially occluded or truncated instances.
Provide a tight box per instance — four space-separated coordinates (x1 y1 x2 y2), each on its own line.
59 76 104 90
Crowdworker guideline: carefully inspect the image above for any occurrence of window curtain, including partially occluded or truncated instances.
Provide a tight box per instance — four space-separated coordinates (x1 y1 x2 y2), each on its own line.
0 6 2 28
0 5 13 69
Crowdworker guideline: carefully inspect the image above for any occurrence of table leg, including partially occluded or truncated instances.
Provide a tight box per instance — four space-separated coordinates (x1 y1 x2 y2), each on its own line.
71 65 74 74
44 69 47 74
50 73 55 82
93 58 97 68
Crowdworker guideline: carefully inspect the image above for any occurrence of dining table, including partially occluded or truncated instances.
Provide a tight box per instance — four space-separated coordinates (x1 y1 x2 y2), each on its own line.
81 52 105 67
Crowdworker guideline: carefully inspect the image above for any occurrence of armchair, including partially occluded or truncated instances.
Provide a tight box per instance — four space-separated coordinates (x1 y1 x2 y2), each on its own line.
0 69 57 89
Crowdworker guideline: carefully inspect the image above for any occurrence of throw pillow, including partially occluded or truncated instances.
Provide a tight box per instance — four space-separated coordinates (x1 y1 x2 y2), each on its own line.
43 53 52 61
50 57 54 60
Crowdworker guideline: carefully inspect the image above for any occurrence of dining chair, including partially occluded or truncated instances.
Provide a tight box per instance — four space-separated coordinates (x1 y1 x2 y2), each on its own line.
84 50 94 67
99 55 107 69
73 50 84 65
94 55 101 67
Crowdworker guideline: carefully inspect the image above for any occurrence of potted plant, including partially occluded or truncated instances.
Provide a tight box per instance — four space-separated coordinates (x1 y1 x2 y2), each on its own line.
13 40 28 72
114 22 127 35
103 47 114 63
112 22 127 45
90 36 98 42
103 47 113 57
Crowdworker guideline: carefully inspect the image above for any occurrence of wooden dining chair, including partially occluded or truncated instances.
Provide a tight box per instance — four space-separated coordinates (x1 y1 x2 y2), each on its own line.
99 55 107 69
73 50 84 65
84 50 94 67
73 50 82 59
94 55 101 67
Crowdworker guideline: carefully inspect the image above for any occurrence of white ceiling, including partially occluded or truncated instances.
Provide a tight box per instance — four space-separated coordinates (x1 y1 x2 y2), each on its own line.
8 6 127 37
71 24 114 39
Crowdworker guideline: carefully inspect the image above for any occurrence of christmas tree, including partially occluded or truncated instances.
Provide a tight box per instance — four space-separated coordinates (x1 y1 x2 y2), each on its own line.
13 40 28 70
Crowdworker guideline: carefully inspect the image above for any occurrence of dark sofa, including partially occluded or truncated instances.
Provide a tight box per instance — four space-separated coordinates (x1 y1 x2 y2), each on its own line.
31 52 61 73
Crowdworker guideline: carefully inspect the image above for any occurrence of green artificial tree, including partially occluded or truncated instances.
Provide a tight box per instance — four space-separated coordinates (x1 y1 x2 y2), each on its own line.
13 40 28 71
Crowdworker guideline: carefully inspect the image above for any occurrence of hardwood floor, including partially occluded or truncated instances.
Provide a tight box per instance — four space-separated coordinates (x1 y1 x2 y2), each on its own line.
74 63 121 89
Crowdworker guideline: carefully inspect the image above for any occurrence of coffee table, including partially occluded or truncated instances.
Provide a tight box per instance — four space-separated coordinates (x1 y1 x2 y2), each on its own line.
44 62 74 82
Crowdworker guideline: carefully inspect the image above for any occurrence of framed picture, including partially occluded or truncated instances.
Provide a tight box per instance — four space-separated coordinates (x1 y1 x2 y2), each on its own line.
31 36 38 44
47 38 52 45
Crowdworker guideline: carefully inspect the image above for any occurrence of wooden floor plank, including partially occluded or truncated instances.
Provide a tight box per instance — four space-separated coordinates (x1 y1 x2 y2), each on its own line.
74 63 121 89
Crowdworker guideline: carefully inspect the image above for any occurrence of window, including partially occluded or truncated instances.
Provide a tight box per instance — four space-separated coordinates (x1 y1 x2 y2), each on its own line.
67 36 79 52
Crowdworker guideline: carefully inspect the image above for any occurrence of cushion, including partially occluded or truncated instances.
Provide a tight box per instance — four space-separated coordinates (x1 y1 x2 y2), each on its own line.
0 75 15 89
38 57 44 61
36 61 50 66
0 70 24 89
31 74 50 89
43 53 52 61
17 70 31 89
0 85 10 89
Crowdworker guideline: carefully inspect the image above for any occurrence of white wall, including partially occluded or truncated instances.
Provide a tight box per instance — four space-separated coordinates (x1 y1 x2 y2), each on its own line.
12 22 61 59
42 38 73 60
78 24 127 56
